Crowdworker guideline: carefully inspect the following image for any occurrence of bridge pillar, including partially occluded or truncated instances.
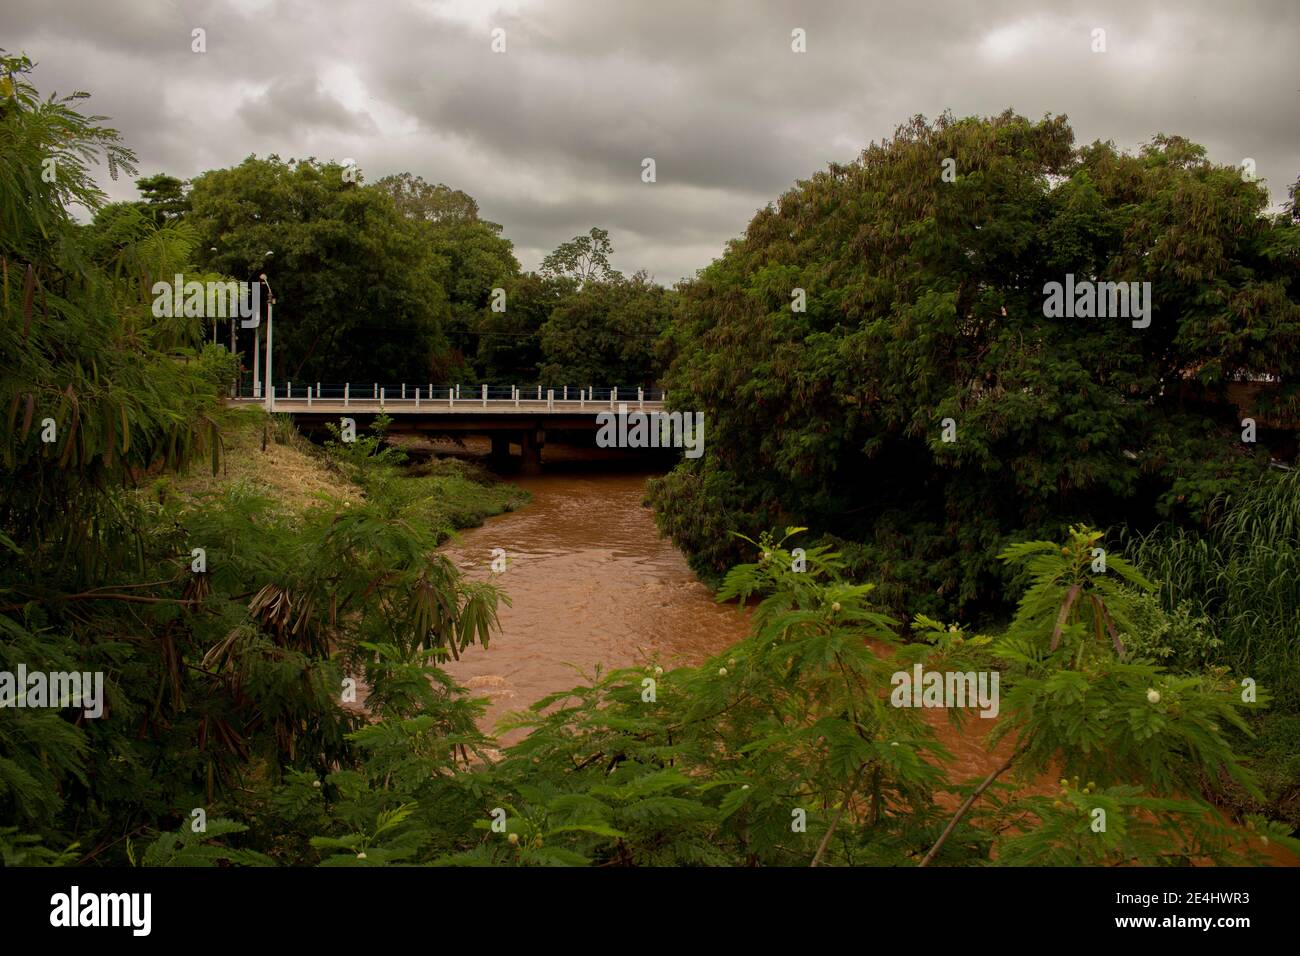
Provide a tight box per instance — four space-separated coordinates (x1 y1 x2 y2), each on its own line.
490 433 511 467
519 426 544 475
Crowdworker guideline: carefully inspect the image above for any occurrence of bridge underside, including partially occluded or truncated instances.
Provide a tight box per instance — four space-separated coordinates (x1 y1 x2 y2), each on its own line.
273 408 661 475
231 395 671 474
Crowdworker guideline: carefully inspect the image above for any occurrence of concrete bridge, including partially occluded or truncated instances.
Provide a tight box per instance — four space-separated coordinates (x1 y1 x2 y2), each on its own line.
229 383 667 473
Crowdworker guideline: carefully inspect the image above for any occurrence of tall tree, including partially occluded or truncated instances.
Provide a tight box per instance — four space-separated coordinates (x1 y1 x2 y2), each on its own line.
189 157 451 384
650 111 1300 614
540 226 620 284
375 173 519 380
134 172 189 224
375 171 482 224
538 270 671 386
475 272 566 383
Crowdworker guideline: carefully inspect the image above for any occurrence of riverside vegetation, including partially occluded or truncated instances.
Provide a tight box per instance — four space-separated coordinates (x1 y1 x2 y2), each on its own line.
1 53 1297 866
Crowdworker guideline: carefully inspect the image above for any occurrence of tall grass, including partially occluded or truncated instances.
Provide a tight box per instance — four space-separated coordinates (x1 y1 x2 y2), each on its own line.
1123 469 1300 708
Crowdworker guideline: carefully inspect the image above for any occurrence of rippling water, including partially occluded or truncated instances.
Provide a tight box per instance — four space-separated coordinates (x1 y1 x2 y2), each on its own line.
440 463 750 742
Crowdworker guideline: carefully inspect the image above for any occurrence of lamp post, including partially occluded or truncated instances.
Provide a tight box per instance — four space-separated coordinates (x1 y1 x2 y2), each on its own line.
252 316 261 399
260 271 276 411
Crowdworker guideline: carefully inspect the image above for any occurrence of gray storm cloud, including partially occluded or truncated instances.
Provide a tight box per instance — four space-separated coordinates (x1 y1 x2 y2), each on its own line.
2 0 1295 282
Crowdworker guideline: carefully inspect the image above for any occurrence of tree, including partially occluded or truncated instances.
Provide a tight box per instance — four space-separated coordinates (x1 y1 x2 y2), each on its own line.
188 157 451 384
375 173 520 381
0 57 500 858
475 272 566 383
133 173 189 225
375 172 482 225
538 270 671 385
0 51 136 262
648 110 1300 619
540 226 620 284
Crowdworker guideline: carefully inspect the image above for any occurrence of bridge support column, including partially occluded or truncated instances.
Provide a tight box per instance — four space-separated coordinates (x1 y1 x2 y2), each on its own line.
519 427 544 475
490 433 511 467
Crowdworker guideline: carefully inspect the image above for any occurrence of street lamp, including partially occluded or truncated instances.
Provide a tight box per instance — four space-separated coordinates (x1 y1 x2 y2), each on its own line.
260 271 276 411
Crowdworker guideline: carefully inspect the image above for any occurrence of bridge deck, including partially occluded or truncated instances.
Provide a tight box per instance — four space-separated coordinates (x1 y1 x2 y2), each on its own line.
229 398 666 416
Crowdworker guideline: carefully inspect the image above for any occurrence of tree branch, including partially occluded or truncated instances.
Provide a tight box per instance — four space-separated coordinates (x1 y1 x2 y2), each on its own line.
811 762 869 867
919 749 1018 867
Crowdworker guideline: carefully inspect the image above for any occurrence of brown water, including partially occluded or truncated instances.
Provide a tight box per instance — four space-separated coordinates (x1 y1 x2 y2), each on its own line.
433 447 1293 864
440 463 750 742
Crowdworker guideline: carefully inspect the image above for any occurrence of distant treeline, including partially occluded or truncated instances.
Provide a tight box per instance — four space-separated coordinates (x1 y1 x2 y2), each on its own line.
88 164 673 387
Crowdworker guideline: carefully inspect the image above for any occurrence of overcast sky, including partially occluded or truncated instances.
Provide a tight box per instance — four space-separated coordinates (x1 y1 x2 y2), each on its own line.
3 0 1296 282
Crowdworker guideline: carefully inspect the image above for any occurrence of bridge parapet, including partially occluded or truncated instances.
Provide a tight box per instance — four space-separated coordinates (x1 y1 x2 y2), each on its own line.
232 382 666 413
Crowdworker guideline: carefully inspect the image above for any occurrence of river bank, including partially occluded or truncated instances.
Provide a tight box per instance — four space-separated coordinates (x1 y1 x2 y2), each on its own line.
185 413 1296 864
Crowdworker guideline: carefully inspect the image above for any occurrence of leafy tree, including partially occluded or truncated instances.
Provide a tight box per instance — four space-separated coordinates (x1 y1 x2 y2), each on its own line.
0 51 136 261
376 173 520 378
916 526 1282 866
375 172 483 225
649 111 1300 622
133 173 189 225
188 156 451 384
540 226 620 284
0 58 499 864
475 272 566 383
538 271 672 385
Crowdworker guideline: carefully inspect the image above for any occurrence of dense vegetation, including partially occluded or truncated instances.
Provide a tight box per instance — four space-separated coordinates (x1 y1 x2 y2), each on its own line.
86 158 671 389
2 56 1296 866
650 111 1299 610
642 110 1300 832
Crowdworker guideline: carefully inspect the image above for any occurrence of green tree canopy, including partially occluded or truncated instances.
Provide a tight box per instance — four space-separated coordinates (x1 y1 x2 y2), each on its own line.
540 226 620 284
649 110 1300 619
188 157 451 384
538 270 672 386
475 272 566 383
134 173 190 225
375 172 519 379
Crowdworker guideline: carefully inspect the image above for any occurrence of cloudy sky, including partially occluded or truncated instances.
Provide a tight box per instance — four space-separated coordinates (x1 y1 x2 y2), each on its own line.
3 0 1296 282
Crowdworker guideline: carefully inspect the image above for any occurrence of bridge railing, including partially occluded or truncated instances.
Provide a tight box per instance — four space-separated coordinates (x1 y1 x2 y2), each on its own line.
234 380 667 406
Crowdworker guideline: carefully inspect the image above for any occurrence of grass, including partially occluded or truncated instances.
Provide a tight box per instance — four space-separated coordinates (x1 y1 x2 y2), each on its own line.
1122 468 1300 707
1121 469 1300 829
375 456 530 541
161 405 361 514
157 404 529 541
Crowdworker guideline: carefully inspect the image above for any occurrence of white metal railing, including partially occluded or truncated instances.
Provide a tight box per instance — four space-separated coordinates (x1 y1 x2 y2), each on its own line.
235 382 668 410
